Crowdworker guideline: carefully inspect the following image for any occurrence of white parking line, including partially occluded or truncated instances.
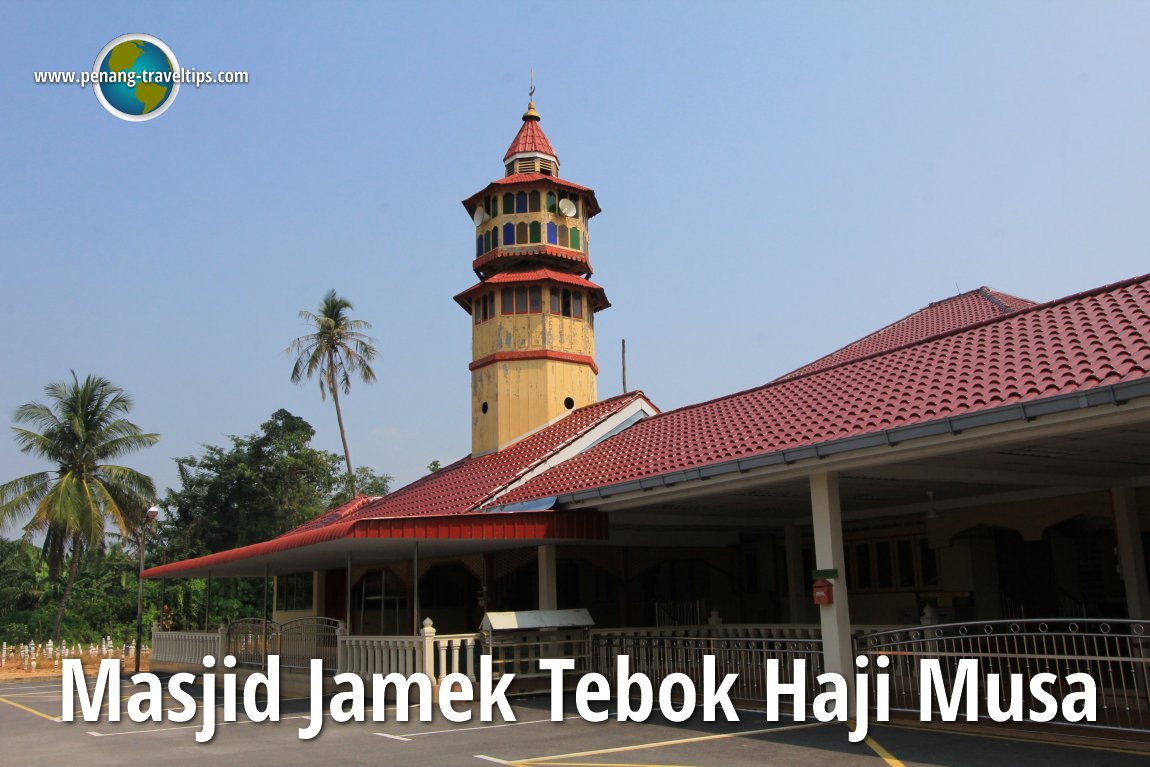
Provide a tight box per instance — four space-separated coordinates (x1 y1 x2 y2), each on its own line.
376 713 584 741
0 684 61 693
82 703 421 738
473 756 516 765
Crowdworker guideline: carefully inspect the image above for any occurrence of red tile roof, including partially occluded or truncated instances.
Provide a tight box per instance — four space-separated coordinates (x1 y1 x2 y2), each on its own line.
472 245 592 276
143 510 608 579
777 287 1037 380
496 274 1150 504
489 174 592 191
281 391 648 534
141 393 647 578
454 268 610 311
505 118 557 161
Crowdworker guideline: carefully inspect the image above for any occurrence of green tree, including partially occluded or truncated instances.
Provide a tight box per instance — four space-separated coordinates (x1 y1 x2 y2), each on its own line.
329 466 392 507
0 374 158 642
161 409 341 560
286 289 379 493
157 409 391 628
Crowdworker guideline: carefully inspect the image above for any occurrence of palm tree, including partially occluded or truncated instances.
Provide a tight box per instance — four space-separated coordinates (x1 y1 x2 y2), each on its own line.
286 290 378 492
0 373 158 643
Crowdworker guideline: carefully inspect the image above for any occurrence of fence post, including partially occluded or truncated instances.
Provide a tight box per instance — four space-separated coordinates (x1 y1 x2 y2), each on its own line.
421 618 436 675
217 624 228 662
336 626 347 674
421 618 437 703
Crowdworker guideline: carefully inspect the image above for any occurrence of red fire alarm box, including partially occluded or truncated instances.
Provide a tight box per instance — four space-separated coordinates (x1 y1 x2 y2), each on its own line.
812 579 834 606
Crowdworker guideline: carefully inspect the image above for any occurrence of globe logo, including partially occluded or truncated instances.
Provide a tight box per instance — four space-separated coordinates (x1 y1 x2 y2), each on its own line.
92 34 180 121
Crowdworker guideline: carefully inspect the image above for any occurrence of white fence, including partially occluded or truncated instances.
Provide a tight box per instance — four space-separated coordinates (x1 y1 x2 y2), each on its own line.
150 629 223 665
339 619 480 683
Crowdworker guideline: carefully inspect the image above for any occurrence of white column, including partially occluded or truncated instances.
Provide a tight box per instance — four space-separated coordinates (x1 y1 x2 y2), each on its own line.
538 545 557 611
810 472 854 699
785 522 805 623
1113 488 1150 619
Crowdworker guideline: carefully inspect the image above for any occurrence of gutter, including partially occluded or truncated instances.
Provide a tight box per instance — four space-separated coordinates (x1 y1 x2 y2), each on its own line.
555 376 1150 505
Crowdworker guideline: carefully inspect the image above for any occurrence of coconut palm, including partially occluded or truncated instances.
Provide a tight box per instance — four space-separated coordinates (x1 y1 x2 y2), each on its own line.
286 290 378 491
0 373 158 643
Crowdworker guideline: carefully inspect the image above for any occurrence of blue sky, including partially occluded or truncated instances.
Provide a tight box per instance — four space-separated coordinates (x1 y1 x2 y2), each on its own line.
2 2 1149 525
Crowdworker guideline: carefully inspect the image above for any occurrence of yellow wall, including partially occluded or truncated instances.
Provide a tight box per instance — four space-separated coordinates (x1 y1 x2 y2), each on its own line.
271 571 323 623
472 312 594 359
472 357 597 454
470 303 598 454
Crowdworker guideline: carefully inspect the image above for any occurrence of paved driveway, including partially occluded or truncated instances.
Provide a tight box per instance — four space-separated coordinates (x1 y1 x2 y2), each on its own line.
1 679 1146 766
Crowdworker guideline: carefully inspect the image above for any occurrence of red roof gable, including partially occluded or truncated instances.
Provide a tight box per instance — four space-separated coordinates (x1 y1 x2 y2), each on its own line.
777 287 1037 381
505 116 556 161
496 274 1150 505
142 393 647 578
283 391 647 533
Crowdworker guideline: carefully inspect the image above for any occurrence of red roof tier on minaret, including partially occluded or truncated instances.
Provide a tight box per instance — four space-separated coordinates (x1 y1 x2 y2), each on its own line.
504 100 557 162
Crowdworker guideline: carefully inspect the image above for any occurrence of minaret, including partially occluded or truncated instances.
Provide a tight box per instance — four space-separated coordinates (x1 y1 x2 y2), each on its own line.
456 96 609 456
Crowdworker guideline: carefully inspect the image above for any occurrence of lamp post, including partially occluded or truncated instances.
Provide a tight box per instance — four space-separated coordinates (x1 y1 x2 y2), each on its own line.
135 505 159 674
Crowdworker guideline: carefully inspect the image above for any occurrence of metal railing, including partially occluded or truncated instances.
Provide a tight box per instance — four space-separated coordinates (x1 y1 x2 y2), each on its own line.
484 629 590 678
227 618 275 668
280 617 342 672
591 630 824 710
223 617 342 673
854 619 1150 732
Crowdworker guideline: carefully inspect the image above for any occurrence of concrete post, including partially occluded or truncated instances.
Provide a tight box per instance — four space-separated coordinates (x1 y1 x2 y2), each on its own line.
785 522 805 624
538 544 558 611
809 471 855 710
336 626 347 674
1113 488 1150 619
421 617 438 703
217 624 228 663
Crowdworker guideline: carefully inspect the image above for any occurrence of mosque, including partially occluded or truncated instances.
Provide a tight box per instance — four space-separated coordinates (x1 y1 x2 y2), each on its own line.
146 98 1150 708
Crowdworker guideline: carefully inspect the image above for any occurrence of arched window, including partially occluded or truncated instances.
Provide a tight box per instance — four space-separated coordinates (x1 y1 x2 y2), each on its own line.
503 192 514 214
483 230 491 253
529 286 542 313
491 226 499 248
476 236 482 258
503 222 514 245
528 191 541 212
516 222 528 244
490 196 499 216
557 224 568 247
501 288 513 314
546 192 557 213
573 292 583 319
561 289 572 317
515 192 527 213
549 288 560 314
529 221 541 243
515 287 528 314
546 222 557 245
570 228 581 250
483 197 491 218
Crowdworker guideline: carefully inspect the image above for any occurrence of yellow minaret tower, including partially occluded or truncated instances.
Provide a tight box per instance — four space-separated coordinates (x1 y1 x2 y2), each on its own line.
456 97 609 456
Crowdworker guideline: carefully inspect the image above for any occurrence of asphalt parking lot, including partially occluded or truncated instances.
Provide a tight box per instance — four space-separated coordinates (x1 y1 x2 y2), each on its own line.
2 678 1148 766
